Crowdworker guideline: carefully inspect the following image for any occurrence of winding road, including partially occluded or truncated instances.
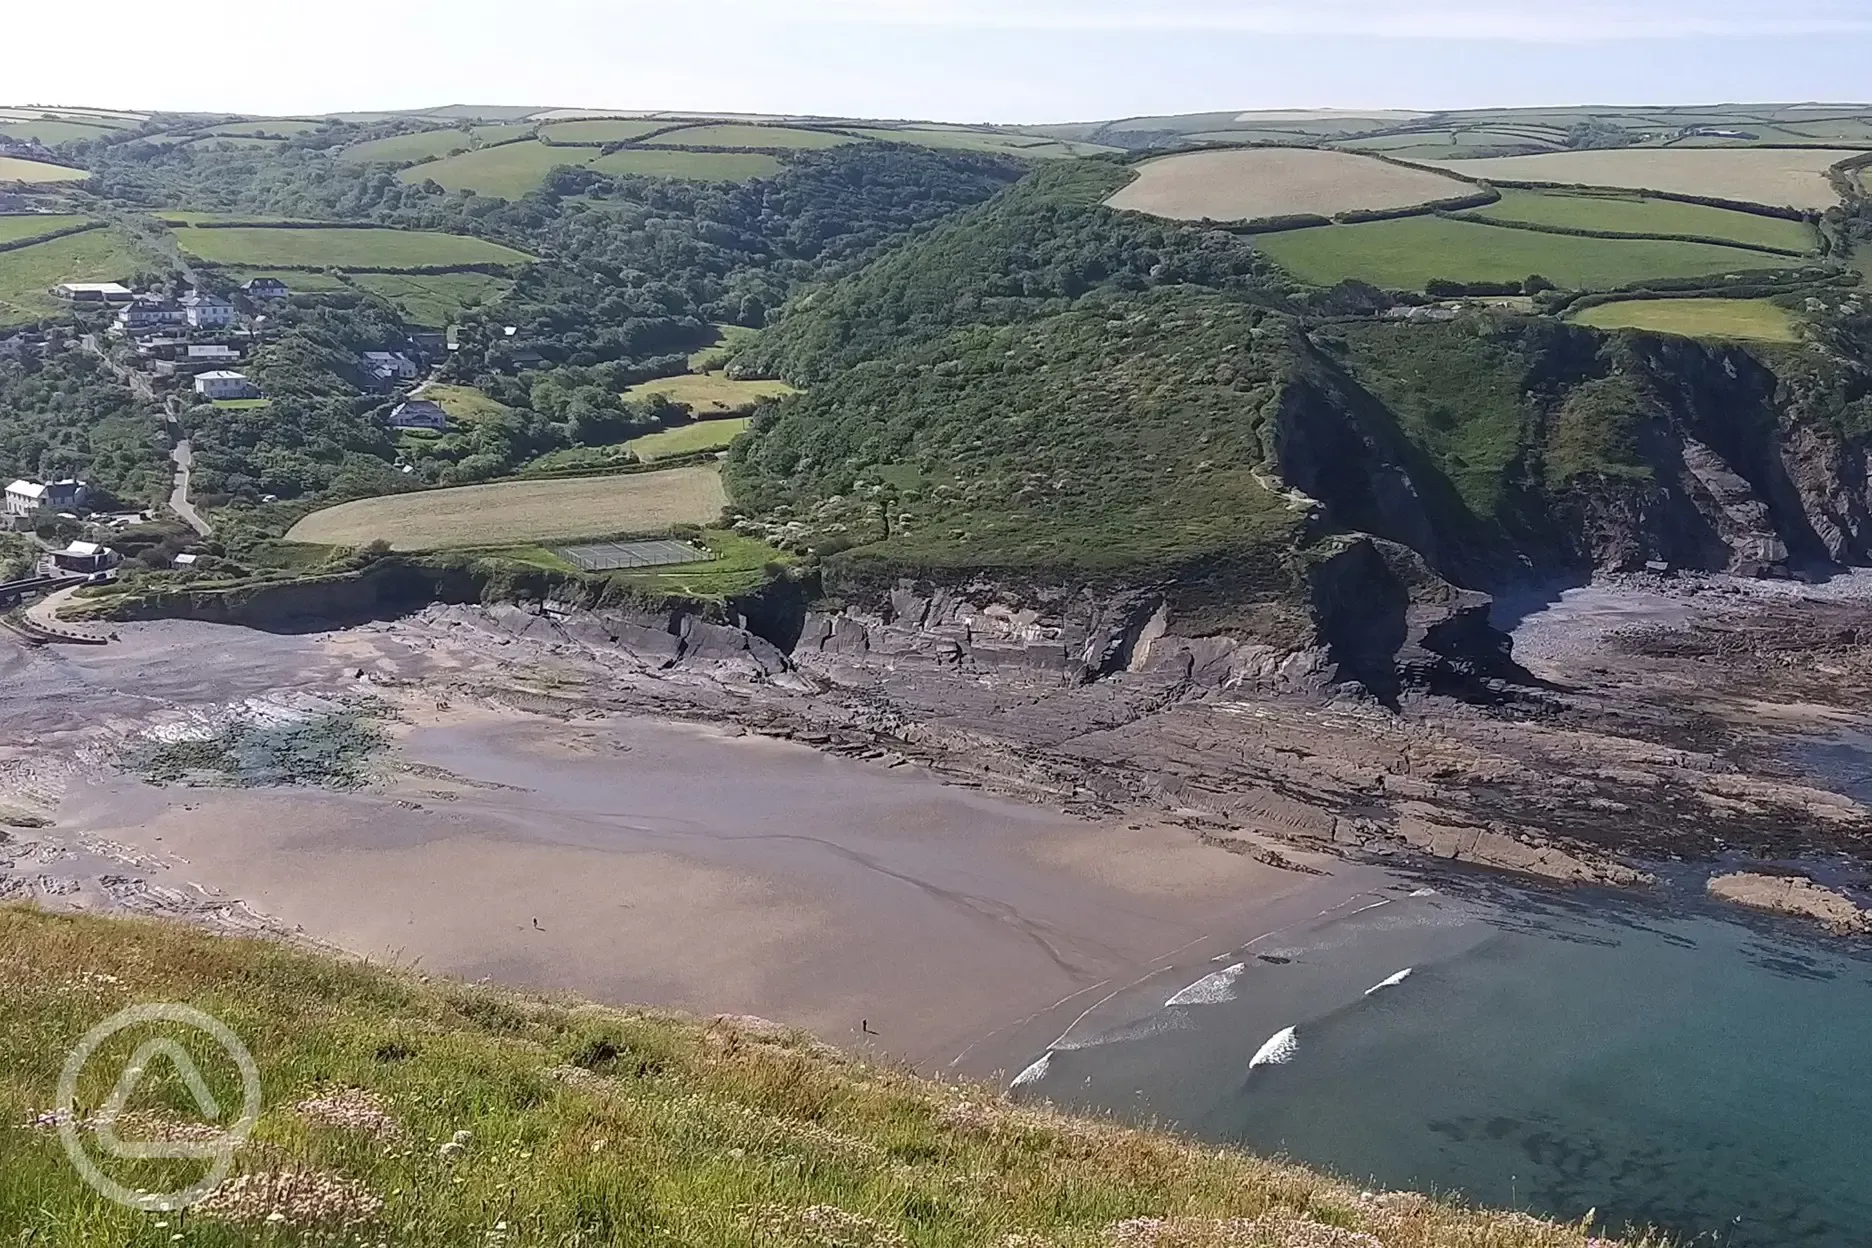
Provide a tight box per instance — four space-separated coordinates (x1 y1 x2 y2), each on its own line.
169 433 211 537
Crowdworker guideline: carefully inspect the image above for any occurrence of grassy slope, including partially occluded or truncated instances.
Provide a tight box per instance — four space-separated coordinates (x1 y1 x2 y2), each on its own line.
400 142 588 196
536 119 667 143
627 417 753 461
340 129 476 164
624 373 798 416
346 272 512 326
0 229 150 325
0 214 91 245
1571 297 1801 343
1254 216 1791 291
0 907 1644 1248
1462 189 1819 252
586 150 783 182
0 155 89 183
174 226 531 269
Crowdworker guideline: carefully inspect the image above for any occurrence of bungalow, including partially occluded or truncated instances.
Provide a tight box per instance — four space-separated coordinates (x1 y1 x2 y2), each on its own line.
4 479 46 517
55 282 134 303
180 291 237 330
362 351 420 383
195 370 259 400
185 344 242 366
388 399 448 432
242 277 290 299
51 540 119 574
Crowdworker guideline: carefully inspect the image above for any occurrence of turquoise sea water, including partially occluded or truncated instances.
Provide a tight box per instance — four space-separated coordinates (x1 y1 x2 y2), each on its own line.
1011 876 1872 1247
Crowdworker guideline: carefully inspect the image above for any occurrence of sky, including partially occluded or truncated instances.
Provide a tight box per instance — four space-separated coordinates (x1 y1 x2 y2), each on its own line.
9 1 1872 123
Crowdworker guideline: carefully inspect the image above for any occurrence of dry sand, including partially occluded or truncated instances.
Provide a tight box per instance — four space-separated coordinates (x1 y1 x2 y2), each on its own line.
0 622 1391 1077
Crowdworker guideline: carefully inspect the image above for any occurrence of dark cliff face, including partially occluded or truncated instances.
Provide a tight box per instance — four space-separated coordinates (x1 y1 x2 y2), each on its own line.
1273 320 1872 586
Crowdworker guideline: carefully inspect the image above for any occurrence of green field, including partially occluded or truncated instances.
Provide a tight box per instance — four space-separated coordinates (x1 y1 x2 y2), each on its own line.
0 228 148 324
688 323 757 371
174 226 532 270
1463 189 1821 252
202 119 325 138
537 119 668 144
0 118 116 144
626 416 754 460
1571 296 1802 342
400 141 590 196
346 271 513 324
625 372 798 415
190 136 283 150
645 124 855 150
0 213 91 245
222 268 351 291
0 155 88 183
1254 215 1793 291
342 129 477 164
423 384 511 424
849 127 1096 158
587 149 782 182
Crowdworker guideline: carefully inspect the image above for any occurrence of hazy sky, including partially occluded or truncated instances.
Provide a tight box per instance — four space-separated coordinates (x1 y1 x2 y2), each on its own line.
10 1 1872 122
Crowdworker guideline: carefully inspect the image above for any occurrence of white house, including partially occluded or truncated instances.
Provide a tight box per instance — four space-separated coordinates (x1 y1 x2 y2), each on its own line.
388 399 448 431
242 277 290 299
4 479 47 517
363 351 420 383
117 297 187 333
195 370 258 400
180 291 237 330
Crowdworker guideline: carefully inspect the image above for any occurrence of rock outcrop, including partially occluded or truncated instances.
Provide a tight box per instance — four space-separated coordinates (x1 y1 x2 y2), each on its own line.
1707 871 1872 934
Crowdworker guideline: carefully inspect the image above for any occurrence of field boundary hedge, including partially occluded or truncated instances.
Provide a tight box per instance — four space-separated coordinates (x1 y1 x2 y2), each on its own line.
186 259 527 277
1423 173 1822 222
0 219 104 254
1441 211 1816 257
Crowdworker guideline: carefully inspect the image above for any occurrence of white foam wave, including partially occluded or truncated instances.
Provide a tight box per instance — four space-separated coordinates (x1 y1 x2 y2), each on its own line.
1009 1053 1052 1089
1408 887 1438 898
1165 963 1245 1007
1364 968 1413 995
1249 1026 1299 1069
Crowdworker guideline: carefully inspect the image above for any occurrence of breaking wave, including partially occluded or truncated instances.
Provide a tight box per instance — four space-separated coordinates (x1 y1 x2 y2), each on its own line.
1365 968 1414 995
1165 963 1245 1007
1010 1052 1052 1088
1249 1026 1299 1069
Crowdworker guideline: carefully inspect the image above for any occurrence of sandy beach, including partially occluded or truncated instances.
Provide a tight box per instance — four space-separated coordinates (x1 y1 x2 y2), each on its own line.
1 620 1391 1077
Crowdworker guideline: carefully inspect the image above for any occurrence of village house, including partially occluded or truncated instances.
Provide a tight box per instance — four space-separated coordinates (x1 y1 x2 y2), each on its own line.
362 351 420 384
4 479 46 518
242 277 290 299
195 370 259 400
51 540 119 575
388 399 448 431
180 291 237 330
116 296 187 335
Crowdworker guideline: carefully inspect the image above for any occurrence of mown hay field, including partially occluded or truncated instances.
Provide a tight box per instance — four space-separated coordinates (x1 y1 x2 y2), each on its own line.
346 271 512 326
0 213 91 245
1462 189 1820 251
0 228 147 325
1425 147 1862 210
645 123 854 150
1254 215 1790 291
624 372 798 416
0 155 88 184
537 118 668 144
174 226 531 269
588 148 783 182
850 127 1105 158
1570 296 1801 342
286 465 728 550
1107 147 1471 222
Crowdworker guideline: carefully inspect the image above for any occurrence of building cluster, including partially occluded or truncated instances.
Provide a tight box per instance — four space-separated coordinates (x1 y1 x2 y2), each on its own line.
3 478 89 529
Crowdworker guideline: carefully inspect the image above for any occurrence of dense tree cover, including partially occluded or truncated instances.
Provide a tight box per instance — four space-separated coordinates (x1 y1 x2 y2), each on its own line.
737 160 1296 384
727 291 1305 580
0 348 168 505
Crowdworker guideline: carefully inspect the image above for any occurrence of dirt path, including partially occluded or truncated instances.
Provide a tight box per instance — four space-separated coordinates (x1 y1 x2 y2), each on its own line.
167 434 210 536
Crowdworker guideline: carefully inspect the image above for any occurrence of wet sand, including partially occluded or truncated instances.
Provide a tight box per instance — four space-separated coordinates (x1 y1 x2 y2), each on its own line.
5 622 1391 1076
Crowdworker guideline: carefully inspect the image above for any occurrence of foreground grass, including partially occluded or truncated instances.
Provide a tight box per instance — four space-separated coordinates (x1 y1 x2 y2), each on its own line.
1569 296 1801 343
0 907 1650 1246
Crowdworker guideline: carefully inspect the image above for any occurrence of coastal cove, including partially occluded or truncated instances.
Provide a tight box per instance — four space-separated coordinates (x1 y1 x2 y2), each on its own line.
1011 872 1872 1248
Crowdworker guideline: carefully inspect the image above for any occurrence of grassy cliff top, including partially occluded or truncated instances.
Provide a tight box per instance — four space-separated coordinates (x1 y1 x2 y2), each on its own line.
0 906 1647 1246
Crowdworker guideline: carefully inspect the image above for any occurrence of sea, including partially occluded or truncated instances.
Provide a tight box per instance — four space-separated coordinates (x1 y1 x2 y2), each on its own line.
1008 867 1872 1247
